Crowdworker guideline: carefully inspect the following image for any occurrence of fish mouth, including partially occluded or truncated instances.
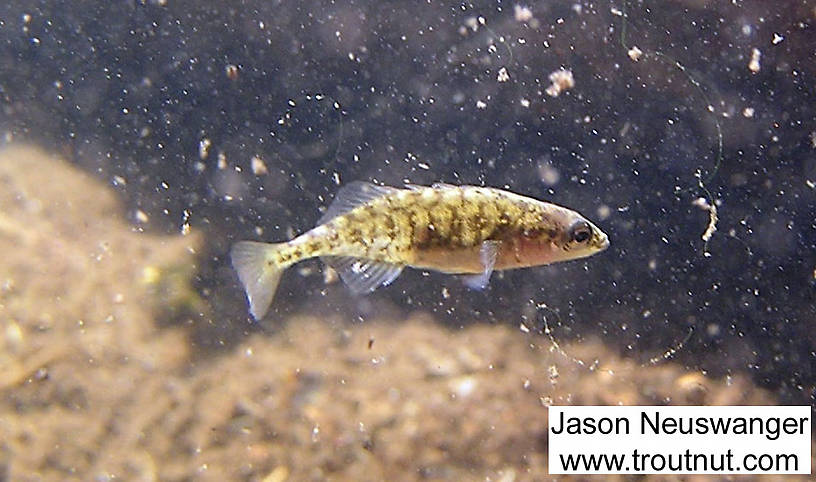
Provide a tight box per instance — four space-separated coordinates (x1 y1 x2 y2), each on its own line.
597 233 610 251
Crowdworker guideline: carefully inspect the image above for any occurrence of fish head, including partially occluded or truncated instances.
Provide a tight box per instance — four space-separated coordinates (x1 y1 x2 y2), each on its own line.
514 206 609 266
558 215 610 260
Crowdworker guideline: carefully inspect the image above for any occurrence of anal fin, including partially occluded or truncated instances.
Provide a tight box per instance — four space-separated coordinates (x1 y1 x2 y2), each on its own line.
323 256 404 294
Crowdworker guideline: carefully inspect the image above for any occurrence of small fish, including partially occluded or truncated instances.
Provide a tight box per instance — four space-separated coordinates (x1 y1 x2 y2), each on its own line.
232 182 609 319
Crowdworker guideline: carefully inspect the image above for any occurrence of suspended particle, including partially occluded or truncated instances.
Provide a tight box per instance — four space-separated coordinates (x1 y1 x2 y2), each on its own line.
251 156 268 176
463 16 479 32
134 209 149 224
199 138 212 160
692 196 718 244
514 5 534 23
544 68 574 97
323 265 338 285
748 48 761 73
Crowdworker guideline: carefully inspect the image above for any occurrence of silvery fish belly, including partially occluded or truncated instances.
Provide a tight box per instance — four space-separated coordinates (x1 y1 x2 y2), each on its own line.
231 181 610 319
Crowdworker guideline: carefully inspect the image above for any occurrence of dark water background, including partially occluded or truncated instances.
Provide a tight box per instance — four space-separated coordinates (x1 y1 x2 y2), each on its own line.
1 0 813 406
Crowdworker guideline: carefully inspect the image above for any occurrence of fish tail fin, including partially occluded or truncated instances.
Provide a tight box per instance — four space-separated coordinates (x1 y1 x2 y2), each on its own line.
230 241 289 320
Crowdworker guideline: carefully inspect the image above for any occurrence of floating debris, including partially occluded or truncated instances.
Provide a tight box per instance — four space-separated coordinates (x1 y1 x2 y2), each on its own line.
544 68 574 97
134 209 149 224
460 16 484 35
748 48 761 73
199 138 212 160
692 196 719 245
514 5 533 23
250 156 268 176
322 265 338 285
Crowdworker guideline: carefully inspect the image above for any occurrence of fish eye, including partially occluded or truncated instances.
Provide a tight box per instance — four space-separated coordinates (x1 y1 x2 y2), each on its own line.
569 221 592 244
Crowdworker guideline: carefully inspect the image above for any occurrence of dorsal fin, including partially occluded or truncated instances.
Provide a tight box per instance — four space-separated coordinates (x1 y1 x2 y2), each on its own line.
318 181 399 225
431 182 459 190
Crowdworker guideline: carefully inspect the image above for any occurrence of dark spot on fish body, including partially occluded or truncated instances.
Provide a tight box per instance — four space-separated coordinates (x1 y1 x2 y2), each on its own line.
347 227 363 245
524 209 544 233
359 204 379 225
478 206 498 244
410 207 430 231
413 224 431 248
394 231 413 257
479 201 498 237
430 206 453 239
340 210 359 227
361 233 376 250
518 208 542 233
446 234 461 248
449 214 465 247
458 221 477 247
305 237 325 254
488 208 521 243
277 251 293 264
382 214 396 232
389 208 413 251
455 200 484 247
487 223 511 243
327 229 340 243
470 203 484 231
366 214 392 247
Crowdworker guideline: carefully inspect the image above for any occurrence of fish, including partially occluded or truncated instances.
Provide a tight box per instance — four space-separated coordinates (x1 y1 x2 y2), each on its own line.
231 181 609 319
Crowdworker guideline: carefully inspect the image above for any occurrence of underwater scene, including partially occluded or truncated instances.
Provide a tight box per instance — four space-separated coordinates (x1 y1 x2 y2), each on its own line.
0 0 814 480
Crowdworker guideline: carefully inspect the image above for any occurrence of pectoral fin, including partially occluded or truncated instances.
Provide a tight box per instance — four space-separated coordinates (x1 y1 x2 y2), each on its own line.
461 240 500 290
